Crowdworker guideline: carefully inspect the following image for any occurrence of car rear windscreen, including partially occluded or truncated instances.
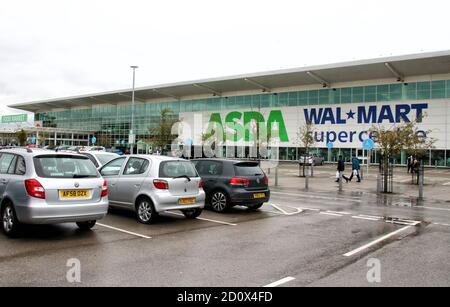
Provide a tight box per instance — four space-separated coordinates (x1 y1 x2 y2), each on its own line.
159 161 198 178
96 154 118 165
234 162 264 176
34 155 99 178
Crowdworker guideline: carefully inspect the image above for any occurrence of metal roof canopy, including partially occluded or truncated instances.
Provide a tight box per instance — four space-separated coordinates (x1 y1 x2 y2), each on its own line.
9 50 450 113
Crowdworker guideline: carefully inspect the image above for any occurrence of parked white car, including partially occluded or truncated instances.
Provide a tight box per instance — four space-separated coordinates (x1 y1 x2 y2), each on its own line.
99 155 205 223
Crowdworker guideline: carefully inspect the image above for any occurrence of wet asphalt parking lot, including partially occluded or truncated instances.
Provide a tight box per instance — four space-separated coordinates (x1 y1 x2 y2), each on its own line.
1 179 450 287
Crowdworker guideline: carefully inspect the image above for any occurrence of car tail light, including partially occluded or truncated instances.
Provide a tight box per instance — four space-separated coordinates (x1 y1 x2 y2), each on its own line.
24 179 46 199
198 179 204 188
264 176 269 185
101 180 108 197
153 179 169 190
230 177 250 186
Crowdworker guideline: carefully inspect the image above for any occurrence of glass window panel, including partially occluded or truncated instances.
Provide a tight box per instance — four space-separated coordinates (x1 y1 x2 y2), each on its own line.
278 93 288 106
244 96 252 110
288 92 298 106
431 150 446 167
431 80 445 99
319 89 330 105
417 81 430 99
251 95 261 109
308 90 318 105
447 80 450 98
352 87 364 103
364 86 376 103
260 94 270 108
389 84 402 100
404 83 416 100
340 88 351 104
376 85 389 102
270 94 280 107
298 91 308 105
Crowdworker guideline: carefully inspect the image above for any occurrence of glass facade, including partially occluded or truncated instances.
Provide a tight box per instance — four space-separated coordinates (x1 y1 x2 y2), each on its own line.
35 79 450 166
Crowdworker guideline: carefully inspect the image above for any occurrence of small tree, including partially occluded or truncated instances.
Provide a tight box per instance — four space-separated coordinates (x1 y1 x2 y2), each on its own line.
97 134 112 147
16 129 27 146
369 116 435 192
148 108 179 154
296 121 316 177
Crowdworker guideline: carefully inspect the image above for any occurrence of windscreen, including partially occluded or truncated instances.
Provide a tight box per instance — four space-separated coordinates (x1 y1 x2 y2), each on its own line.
234 162 264 176
159 161 198 178
34 155 99 178
96 154 118 165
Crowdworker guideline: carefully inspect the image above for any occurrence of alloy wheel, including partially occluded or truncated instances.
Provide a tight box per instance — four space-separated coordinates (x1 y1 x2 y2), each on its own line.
138 201 152 222
211 192 227 212
3 206 14 233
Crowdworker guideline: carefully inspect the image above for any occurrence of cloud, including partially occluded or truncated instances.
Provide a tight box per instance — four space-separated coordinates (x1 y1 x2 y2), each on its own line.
0 0 449 117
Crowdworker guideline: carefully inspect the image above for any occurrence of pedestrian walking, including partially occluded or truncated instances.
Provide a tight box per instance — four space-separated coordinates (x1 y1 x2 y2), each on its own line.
336 155 350 183
349 153 361 182
407 154 414 173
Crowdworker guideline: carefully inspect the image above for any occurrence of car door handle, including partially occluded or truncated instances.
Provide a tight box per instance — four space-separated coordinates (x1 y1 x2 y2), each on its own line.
134 184 141 188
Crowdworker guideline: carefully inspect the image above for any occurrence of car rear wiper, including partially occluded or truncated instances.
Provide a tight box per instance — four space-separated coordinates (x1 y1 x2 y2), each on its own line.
72 174 95 178
173 175 191 181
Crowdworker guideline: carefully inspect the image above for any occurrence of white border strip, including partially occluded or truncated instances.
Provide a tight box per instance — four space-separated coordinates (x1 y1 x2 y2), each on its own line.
263 276 296 287
343 222 420 257
97 223 151 239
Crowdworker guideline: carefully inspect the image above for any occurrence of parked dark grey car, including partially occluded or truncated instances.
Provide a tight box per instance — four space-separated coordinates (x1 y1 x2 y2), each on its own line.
192 159 270 212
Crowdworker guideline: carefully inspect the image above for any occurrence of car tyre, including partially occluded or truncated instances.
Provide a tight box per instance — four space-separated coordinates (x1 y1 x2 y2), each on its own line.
247 203 264 210
1 202 21 238
76 220 96 230
210 190 230 213
182 208 203 219
136 197 158 224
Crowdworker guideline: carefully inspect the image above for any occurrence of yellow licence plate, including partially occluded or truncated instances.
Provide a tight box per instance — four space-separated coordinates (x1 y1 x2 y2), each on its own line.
179 197 196 205
59 190 89 199
253 193 266 199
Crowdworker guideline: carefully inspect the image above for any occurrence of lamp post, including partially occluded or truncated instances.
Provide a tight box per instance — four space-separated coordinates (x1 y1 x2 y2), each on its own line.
130 66 138 154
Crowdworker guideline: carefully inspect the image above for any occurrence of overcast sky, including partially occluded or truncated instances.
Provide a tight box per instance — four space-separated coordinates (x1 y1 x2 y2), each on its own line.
1 0 449 115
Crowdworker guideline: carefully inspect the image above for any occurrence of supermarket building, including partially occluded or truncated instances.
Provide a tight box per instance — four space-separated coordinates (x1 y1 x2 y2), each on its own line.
8 51 450 166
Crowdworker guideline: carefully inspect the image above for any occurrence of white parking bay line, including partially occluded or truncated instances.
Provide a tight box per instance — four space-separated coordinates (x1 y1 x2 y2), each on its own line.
165 211 237 226
352 215 381 221
343 222 420 257
442 182 450 186
326 210 352 215
320 212 343 217
96 223 151 239
263 276 296 287
270 204 303 215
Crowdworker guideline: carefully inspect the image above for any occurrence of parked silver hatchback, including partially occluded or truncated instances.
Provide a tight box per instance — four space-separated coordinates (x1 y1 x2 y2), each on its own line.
99 155 205 223
0 148 109 237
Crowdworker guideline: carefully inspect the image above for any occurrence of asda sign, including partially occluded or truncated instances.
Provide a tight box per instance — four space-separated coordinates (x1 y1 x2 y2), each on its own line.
205 110 289 142
1 114 28 123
